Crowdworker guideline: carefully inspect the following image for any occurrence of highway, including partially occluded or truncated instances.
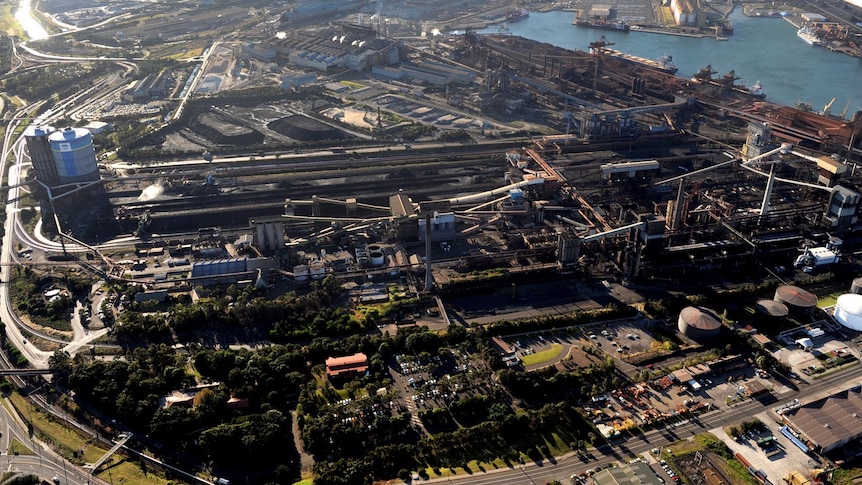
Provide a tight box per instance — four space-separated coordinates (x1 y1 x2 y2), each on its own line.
424 364 862 484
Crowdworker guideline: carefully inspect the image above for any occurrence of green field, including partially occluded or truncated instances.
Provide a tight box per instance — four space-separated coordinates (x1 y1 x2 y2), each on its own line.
521 343 564 366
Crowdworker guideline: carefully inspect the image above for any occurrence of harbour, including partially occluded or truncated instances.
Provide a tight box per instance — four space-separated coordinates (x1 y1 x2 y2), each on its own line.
479 9 862 117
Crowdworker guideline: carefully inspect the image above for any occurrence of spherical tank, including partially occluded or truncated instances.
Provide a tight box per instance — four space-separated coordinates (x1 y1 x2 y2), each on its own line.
677 306 722 340
48 127 99 184
833 293 862 331
755 299 789 318
774 285 817 312
851 277 862 295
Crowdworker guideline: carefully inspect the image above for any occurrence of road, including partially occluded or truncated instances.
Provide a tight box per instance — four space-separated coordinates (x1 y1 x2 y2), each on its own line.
424 364 862 484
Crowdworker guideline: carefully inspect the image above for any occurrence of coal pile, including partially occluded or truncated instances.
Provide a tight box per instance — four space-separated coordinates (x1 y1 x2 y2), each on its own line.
268 114 347 142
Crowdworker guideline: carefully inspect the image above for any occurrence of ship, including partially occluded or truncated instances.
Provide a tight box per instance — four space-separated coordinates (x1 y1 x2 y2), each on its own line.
573 17 630 32
747 80 765 98
797 25 822 46
603 49 678 74
506 8 529 22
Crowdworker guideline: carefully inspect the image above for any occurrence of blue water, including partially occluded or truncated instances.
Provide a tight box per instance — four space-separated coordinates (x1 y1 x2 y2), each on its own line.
479 9 862 116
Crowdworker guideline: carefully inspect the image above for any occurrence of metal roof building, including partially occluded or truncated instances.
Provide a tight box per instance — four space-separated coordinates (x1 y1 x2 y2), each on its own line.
781 386 862 453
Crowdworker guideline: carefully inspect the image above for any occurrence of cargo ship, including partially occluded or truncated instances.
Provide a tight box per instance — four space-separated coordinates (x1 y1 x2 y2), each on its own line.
573 18 630 32
603 49 678 74
797 25 822 46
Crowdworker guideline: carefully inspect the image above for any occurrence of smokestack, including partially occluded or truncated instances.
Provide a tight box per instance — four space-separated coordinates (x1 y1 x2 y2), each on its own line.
425 213 433 292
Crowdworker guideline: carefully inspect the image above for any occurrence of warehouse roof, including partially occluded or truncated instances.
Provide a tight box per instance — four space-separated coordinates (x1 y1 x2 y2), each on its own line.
783 387 862 452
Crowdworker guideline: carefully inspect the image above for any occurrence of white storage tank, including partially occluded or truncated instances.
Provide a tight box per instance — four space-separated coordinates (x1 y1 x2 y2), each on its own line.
833 293 862 331
309 260 326 280
851 277 862 295
293 264 309 283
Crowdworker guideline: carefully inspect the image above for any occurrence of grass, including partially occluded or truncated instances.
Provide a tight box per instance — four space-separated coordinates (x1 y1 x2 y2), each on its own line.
292 479 314 485
8 393 172 484
520 343 564 366
95 457 172 485
832 466 862 485
817 290 842 308
9 436 34 455
8 392 108 463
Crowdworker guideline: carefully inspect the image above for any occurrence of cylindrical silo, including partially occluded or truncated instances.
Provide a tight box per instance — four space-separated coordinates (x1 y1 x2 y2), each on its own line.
755 299 789 319
851 277 862 295
293 264 309 283
677 306 722 341
24 126 58 185
48 127 99 184
265 222 278 251
309 260 325 280
369 250 385 267
256 223 267 250
774 285 817 315
834 294 862 331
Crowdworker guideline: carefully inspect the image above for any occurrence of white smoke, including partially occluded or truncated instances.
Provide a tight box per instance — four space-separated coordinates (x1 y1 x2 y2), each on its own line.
138 183 165 201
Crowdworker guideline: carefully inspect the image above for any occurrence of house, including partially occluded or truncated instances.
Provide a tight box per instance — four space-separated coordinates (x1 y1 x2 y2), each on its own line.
325 353 369 379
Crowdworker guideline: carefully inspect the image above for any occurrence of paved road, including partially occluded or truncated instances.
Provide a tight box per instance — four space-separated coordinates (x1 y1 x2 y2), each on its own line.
424 364 862 484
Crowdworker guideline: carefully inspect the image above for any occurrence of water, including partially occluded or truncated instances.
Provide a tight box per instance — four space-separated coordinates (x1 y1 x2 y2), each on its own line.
480 9 862 117
15 0 48 40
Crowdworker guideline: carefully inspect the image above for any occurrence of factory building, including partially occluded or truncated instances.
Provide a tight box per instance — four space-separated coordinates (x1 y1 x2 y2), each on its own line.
780 387 862 453
282 73 317 90
833 293 862 331
592 462 664 485
277 25 400 73
241 42 276 62
125 68 174 101
824 186 860 233
677 306 722 340
372 61 476 87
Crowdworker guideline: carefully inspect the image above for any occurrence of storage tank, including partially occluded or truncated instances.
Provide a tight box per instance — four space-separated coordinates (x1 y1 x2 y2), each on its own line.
48 127 99 184
309 260 326 279
677 306 722 340
24 126 58 185
833 293 862 331
755 299 789 318
774 285 817 314
369 249 385 267
851 277 862 295
293 264 309 283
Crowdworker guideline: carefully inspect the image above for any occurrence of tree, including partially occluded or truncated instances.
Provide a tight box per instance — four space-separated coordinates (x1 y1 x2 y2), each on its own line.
48 350 72 384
